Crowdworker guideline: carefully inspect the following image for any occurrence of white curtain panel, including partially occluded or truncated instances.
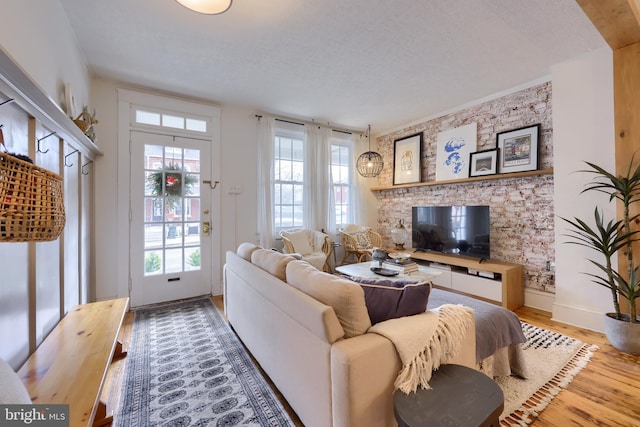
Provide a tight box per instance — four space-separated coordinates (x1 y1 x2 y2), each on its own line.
257 115 275 249
305 125 335 235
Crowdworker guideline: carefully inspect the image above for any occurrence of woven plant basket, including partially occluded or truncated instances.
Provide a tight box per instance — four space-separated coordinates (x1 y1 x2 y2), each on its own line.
0 152 65 242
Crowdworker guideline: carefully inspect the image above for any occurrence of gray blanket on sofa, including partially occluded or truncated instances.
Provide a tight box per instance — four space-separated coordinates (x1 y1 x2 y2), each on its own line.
427 289 526 363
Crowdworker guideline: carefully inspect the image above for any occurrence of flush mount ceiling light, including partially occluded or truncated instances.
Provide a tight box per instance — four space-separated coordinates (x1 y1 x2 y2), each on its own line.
356 124 384 178
175 0 232 14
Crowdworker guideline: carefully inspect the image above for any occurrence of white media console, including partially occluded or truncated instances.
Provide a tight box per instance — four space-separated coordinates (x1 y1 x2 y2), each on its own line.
403 249 524 310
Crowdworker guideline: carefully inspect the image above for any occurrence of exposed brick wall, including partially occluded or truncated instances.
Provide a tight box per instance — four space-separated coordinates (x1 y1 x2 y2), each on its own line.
373 82 555 294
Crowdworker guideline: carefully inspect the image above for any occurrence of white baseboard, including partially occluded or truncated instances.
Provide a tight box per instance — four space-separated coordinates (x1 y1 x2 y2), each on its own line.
551 302 606 333
524 289 555 312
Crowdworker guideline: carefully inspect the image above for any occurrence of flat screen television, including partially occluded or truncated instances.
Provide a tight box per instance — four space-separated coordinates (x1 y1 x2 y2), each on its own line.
412 205 490 260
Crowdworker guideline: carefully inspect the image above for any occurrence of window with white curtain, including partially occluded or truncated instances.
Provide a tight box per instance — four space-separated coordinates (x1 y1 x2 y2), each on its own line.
273 128 305 230
331 138 354 227
271 125 355 232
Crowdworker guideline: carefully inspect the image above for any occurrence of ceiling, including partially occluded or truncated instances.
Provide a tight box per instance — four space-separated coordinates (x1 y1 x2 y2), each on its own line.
58 0 607 133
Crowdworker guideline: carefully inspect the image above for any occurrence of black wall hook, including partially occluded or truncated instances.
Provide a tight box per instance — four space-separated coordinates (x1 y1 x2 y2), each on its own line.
64 149 80 167
0 98 15 107
82 160 93 175
37 131 57 153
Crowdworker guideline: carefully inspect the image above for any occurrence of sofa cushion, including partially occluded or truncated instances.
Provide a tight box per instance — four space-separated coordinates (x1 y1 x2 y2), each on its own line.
350 278 432 325
251 249 295 281
0 358 31 404
237 242 261 261
286 260 371 338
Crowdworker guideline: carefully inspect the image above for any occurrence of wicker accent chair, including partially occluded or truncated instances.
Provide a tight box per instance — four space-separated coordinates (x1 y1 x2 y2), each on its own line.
280 228 332 271
339 224 383 265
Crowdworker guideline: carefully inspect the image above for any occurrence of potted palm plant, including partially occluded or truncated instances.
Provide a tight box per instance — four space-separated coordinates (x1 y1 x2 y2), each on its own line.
561 157 640 354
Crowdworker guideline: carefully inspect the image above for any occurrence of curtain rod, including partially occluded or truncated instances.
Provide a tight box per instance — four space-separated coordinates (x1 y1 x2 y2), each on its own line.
254 114 361 136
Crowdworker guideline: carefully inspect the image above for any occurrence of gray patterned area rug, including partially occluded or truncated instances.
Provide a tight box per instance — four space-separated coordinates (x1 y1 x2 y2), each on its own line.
115 297 295 427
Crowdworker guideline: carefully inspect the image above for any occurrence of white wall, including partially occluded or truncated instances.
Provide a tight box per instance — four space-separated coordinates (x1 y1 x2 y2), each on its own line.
0 0 90 114
552 47 615 332
0 0 92 368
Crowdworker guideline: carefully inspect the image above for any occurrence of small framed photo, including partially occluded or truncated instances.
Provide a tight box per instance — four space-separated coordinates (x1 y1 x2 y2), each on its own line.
469 148 499 177
393 133 422 185
496 124 540 173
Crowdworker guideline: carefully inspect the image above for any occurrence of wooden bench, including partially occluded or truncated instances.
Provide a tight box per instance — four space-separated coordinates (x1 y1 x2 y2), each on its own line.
18 298 129 427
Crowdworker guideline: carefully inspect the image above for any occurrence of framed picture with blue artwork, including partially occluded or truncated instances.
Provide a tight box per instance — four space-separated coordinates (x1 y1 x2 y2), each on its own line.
393 133 422 185
435 123 477 181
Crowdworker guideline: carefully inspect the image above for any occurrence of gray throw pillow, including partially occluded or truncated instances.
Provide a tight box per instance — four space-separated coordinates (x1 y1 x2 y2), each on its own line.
350 278 432 325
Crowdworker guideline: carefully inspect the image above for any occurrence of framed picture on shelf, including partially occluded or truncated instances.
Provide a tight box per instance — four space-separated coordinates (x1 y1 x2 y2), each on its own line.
393 133 422 185
435 122 477 181
469 148 499 177
497 124 540 173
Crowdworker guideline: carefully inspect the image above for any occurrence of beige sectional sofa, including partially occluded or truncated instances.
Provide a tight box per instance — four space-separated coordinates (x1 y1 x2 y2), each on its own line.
223 243 476 427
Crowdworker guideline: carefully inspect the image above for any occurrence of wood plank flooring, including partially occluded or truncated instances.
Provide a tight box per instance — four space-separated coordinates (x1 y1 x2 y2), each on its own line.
107 297 640 426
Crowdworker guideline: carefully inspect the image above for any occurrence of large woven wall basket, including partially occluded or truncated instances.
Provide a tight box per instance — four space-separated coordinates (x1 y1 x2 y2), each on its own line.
0 152 66 242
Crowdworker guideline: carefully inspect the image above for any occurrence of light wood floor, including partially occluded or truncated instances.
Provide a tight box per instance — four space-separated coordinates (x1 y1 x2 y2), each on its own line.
106 297 640 426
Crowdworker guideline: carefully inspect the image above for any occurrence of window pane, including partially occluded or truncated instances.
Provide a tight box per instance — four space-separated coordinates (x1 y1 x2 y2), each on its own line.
186 118 207 132
291 160 304 182
185 247 201 271
136 110 161 126
162 114 184 129
144 250 163 275
165 248 183 274
144 224 163 250
331 143 352 226
184 149 200 172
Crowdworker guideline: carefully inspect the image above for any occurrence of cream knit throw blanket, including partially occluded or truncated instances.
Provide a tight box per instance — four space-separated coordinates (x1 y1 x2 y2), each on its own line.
369 304 474 394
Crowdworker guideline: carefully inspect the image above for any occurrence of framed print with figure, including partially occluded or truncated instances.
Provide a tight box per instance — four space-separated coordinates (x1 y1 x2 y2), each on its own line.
393 133 422 185
469 148 499 177
497 124 540 173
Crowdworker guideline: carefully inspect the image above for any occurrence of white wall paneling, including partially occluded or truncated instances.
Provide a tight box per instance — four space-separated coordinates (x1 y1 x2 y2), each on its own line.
0 50 101 369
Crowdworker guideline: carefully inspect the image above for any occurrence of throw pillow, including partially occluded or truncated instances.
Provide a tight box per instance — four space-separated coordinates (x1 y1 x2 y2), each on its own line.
350 278 432 325
251 249 295 281
0 358 31 404
237 242 261 261
282 231 313 255
351 230 372 250
286 260 371 338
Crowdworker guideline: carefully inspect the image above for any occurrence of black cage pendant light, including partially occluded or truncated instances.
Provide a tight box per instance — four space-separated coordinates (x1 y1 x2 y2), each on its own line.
356 124 384 177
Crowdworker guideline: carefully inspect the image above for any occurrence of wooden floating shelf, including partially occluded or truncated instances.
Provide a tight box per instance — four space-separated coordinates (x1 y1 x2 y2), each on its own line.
370 168 553 191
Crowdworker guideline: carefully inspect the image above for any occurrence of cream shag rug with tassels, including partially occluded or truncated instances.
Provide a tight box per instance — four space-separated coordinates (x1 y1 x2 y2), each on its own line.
496 321 598 426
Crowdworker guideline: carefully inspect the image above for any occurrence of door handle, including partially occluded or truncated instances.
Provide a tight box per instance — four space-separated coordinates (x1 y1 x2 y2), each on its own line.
202 221 210 236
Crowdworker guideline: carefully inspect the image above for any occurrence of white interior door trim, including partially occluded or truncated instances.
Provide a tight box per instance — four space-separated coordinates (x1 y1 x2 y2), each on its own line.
116 88 221 302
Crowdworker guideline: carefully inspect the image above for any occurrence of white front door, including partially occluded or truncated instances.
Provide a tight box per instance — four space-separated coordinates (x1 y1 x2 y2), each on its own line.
130 131 212 306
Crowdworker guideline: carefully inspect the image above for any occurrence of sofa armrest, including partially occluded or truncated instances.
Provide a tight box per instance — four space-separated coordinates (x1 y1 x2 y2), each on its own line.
331 333 401 427
329 314 476 427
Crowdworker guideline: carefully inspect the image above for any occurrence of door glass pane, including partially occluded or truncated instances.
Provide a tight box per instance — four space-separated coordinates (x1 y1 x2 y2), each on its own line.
165 248 183 273
143 143 202 276
144 224 163 250
185 247 201 271
144 250 163 276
